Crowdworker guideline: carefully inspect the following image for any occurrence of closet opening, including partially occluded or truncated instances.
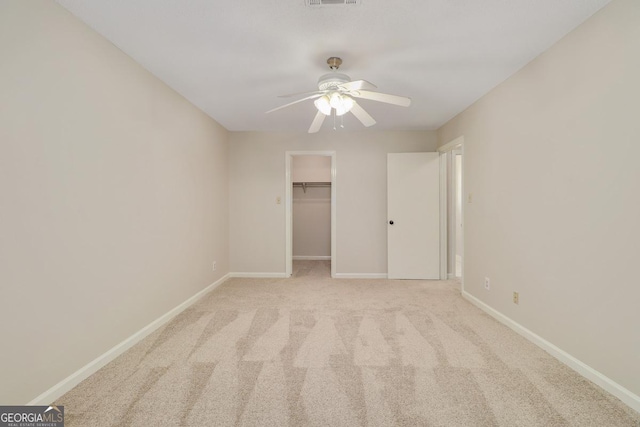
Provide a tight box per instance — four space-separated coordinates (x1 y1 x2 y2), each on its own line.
285 151 336 278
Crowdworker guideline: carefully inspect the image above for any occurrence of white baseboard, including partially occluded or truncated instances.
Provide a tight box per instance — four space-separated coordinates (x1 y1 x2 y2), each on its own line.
462 291 640 414
228 272 288 278
293 256 331 261
447 273 454 279
28 273 230 405
334 273 388 279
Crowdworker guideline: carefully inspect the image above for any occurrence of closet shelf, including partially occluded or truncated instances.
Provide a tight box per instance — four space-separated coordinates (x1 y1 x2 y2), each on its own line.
293 182 331 193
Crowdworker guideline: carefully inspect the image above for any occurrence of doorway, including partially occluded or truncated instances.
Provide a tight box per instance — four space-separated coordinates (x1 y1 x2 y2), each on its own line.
285 151 336 278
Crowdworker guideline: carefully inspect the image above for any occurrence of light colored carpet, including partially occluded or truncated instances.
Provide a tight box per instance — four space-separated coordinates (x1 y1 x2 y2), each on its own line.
57 261 640 426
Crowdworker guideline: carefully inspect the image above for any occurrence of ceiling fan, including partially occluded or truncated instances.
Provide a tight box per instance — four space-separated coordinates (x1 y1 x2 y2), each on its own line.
266 57 411 133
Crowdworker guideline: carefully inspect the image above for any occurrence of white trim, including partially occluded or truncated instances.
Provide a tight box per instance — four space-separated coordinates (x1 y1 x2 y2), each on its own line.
462 291 640 414
293 256 331 260
228 272 288 278
27 273 230 405
447 273 454 279
452 149 464 283
330 154 336 279
438 135 464 153
439 152 448 280
334 273 388 279
448 152 455 280
459 144 465 292
285 153 293 277
438 136 465 292
285 151 337 279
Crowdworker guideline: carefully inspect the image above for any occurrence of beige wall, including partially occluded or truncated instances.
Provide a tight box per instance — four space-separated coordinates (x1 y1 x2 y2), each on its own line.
229 131 437 274
0 1 229 404
438 0 640 397
292 155 331 182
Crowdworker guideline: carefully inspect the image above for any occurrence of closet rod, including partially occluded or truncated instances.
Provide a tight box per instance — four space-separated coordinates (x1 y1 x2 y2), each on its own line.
293 182 331 193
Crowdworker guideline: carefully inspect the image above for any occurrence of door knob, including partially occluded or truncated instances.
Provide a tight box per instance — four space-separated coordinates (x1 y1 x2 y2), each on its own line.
389 220 394 225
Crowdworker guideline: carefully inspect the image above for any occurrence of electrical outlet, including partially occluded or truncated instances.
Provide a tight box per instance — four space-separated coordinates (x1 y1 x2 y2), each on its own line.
212 261 216 271
484 277 490 290
513 291 519 304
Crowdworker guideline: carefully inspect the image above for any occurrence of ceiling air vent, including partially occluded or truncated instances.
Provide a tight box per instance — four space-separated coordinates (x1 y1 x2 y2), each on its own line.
307 0 361 6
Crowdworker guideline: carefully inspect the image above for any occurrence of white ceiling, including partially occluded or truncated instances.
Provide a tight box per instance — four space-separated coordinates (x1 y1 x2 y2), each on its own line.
56 0 611 133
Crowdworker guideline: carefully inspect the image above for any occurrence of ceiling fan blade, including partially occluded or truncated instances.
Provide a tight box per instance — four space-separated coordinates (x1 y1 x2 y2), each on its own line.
265 93 323 114
352 90 411 107
278 90 325 98
338 80 377 91
350 102 376 127
308 111 326 133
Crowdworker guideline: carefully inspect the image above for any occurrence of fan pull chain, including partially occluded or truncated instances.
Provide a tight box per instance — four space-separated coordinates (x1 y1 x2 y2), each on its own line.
333 110 337 130
341 114 344 129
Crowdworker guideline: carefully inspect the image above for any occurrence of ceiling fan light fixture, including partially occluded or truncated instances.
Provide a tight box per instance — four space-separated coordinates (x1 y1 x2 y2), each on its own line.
314 95 332 115
329 92 342 109
330 92 354 116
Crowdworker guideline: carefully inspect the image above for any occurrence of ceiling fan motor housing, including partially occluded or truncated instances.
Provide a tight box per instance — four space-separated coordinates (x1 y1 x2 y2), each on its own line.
317 73 350 91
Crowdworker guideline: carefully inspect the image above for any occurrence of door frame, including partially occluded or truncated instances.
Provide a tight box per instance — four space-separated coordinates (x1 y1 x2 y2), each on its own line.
438 136 465 287
285 151 337 278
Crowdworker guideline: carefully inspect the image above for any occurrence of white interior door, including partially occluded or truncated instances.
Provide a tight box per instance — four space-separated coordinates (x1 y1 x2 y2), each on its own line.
388 152 440 279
